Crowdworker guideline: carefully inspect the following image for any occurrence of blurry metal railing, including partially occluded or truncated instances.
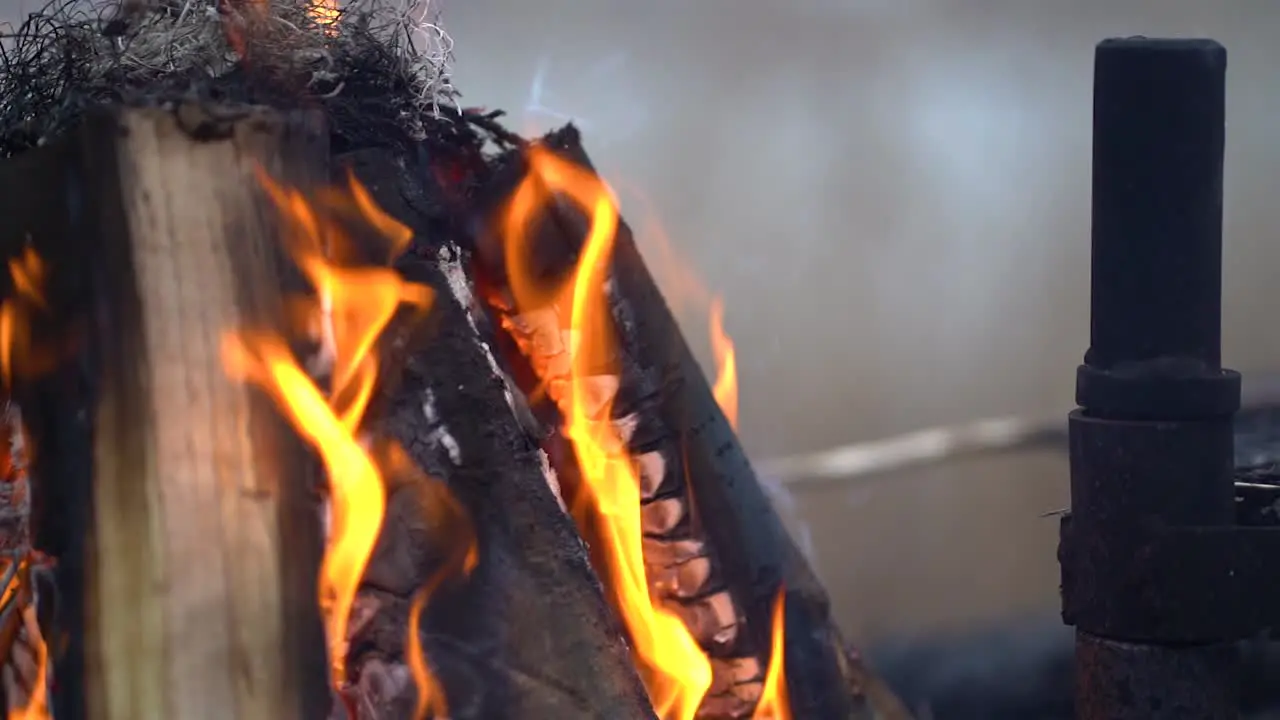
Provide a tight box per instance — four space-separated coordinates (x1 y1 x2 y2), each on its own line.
762 380 1280 488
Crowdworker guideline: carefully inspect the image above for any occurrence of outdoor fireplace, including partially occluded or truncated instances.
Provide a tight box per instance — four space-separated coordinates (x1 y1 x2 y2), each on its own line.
0 0 908 718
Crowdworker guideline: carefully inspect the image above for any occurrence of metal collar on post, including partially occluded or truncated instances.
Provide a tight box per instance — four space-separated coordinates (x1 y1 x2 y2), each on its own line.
1060 37 1280 720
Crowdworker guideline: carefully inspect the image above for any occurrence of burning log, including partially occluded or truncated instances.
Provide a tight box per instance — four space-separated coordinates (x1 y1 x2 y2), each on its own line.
472 127 911 719
326 146 657 719
0 103 335 718
0 106 659 719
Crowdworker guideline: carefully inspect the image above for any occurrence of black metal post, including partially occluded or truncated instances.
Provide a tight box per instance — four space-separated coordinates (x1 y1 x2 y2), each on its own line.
1062 38 1242 719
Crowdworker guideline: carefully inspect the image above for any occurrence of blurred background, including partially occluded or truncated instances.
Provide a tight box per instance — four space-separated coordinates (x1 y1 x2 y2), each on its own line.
433 0 1280 647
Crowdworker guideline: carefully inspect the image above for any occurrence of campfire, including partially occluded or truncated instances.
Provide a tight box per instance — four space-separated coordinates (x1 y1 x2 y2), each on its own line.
0 0 910 718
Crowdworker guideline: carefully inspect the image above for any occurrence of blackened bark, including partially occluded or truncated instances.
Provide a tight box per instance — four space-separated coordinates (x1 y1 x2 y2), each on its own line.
473 126 910 719
338 148 656 720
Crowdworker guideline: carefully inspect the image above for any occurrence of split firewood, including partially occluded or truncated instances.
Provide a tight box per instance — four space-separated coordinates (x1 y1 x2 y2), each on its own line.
0 103 335 719
472 125 912 720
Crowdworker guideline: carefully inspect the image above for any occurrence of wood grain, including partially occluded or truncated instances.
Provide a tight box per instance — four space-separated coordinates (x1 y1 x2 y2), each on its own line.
69 105 329 720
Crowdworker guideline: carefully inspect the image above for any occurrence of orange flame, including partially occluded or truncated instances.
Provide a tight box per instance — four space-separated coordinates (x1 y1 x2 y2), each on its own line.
380 442 479 720
308 0 340 34
405 589 439 719
752 589 791 720
709 298 738 431
0 246 52 720
3 558 50 720
501 146 712 719
0 247 49 387
221 170 432 690
405 546 478 719
7 607 48 720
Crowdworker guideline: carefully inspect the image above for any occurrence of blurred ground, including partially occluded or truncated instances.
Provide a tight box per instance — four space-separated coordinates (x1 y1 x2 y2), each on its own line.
434 0 1280 643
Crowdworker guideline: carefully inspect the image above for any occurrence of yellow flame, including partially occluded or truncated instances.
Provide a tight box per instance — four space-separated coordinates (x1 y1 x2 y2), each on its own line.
752 589 791 720
309 0 340 34
221 170 431 691
709 298 738 431
500 146 712 719
221 332 385 687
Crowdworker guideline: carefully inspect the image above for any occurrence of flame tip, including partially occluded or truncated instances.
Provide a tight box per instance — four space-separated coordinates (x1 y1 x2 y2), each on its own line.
224 168 465 710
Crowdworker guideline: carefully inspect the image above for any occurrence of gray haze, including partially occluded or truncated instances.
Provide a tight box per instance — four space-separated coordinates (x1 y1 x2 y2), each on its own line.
437 0 1280 641
7 0 1276 642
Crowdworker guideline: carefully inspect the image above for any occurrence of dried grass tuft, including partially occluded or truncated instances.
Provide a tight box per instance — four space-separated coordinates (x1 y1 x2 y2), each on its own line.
0 0 460 155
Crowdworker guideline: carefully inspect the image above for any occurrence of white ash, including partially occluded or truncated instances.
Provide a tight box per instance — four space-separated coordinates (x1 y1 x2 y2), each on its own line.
436 243 566 507
420 387 461 466
0 400 30 555
305 287 338 381
436 244 520 415
537 449 567 513
5 401 25 477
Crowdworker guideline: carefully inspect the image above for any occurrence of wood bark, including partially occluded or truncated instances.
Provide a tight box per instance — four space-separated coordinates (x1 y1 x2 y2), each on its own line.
472 126 911 719
333 147 657 720
0 104 332 720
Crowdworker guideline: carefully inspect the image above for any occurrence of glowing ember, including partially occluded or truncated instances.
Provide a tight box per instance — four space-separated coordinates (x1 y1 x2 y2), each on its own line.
500 146 713 719
221 170 432 691
709 298 738 431
752 590 790 720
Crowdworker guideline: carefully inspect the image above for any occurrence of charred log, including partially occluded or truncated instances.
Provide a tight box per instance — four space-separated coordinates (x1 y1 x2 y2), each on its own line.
471 126 910 719
333 147 656 720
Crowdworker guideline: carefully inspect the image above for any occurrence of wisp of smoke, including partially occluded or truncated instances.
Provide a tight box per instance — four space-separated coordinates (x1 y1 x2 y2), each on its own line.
756 468 821 573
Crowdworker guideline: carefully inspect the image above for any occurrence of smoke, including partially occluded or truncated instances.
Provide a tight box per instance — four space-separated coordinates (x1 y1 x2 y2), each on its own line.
516 51 648 149
756 469 821 571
